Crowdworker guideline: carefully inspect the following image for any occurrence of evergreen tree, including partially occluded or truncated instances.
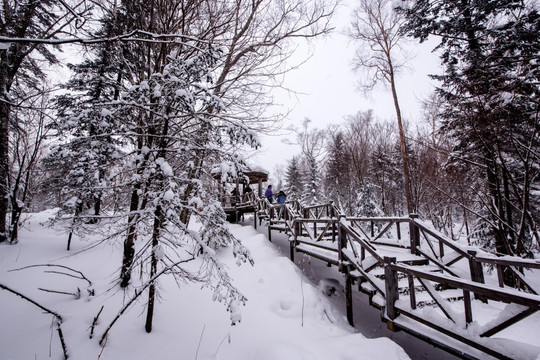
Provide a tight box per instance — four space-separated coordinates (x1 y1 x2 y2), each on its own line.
301 156 323 206
401 0 540 257
354 183 383 217
284 156 303 200
324 131 351 212
0 1 91 242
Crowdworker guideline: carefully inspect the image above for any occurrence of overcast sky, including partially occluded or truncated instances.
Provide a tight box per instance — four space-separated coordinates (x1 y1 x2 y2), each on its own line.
251 0 441 182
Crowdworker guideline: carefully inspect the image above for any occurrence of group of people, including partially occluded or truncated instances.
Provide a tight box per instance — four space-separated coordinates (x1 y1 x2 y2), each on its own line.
229 183 286 205
264 185 287 204
230 183 252 206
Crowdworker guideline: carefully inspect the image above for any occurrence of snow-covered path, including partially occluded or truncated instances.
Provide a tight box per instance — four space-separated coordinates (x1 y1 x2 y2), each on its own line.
243 217 462 360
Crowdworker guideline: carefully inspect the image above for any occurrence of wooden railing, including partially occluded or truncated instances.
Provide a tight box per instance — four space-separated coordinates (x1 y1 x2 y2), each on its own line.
252 202 540 359
385 258 540 360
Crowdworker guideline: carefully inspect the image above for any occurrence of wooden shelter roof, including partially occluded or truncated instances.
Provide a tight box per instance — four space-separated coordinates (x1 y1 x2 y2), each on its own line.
211 165 268 184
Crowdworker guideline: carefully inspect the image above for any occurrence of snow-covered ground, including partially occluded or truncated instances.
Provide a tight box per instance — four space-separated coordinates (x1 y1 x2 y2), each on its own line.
0 210 411 360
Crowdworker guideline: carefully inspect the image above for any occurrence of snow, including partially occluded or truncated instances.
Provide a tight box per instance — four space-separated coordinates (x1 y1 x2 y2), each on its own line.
156 158 174 176
0 210 411 360
100 108 112 117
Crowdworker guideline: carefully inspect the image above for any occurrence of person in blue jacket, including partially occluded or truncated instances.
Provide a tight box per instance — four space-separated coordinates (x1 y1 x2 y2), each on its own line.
265 185 274 203
276 190 287 204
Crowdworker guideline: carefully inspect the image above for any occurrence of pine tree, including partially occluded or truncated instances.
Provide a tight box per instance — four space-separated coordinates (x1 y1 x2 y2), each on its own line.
324 131 351 212
284 156 303 200
301 156 323 206
400 0 540 257
354 183 383 217
0 1 91 242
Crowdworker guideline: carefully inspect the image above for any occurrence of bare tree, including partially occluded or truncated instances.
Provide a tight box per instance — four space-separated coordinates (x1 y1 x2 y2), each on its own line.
348 0 414 214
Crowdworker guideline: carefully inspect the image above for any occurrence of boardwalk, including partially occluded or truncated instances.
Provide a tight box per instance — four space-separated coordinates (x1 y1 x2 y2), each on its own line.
259 224 462 360
226 197 540 360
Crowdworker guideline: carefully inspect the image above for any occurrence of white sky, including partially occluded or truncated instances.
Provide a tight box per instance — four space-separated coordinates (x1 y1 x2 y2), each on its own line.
252 1 441 181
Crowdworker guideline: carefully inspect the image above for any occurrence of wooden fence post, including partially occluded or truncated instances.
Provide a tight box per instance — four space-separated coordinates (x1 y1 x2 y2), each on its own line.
290 231 295 262
338 215 347 263
463 290 473 325
345 265 354 327
468 250 487 302
496 264 505 288
384 257 399 330
409 214 420 255
396 222 401 240
467 250 485 283
254 206 257 229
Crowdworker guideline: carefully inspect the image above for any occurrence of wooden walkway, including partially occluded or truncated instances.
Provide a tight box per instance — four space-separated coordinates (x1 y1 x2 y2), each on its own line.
233 197 540 360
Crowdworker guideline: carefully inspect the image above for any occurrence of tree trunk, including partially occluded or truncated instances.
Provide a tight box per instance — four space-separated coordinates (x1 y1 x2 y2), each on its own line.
145 204 162 333
120 187 140 288
0 99 9 243
389 70 414 214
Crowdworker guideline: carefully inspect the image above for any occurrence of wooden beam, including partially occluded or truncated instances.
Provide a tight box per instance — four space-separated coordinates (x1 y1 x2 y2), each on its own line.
480 306 537 337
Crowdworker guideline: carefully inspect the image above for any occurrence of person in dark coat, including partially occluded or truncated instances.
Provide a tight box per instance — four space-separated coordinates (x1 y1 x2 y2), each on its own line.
276 190 287 204
264 185 273 203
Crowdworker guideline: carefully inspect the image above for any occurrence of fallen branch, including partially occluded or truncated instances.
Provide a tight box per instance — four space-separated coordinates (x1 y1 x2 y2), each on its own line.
39 287 81 299
99 286 146 346
0 282 68 359
9 264 92 286
0 283 63 320
57 322 69 359
90 306 104 339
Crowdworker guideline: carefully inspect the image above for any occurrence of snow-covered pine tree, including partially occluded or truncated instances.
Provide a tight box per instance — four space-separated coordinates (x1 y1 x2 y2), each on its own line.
301 156 323 206
354 183 383 218
43 13 126 248
400 0 540 258
43 105 121 250
324 131 351 213
369 141 401 215
0 0 93 243
284 156 303 201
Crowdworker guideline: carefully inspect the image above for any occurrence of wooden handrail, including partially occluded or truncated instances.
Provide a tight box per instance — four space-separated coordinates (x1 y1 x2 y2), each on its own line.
474 256 540 269
390 263 540 307
347 216 409 222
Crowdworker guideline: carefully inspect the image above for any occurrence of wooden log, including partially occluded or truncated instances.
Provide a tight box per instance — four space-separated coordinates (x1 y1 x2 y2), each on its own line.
480 306 537 337
372 221 394 242
497 264 505 288
396 308 514 360
474 256 540 269
290 238 295 262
